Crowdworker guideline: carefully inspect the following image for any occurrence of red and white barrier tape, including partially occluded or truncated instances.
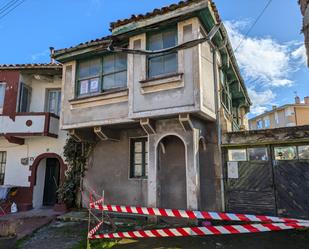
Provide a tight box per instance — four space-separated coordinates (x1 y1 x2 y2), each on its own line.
88 221 104 238
88 222 309 239
89 204 309 224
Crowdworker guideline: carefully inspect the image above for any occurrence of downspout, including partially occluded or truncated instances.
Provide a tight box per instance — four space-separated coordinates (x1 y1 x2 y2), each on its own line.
210 39 225 212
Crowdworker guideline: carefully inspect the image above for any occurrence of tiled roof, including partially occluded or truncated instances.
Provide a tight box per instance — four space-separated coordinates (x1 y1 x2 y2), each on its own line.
0 63 62 70
110 0 221 30
53 0 220 58
53 36 112 58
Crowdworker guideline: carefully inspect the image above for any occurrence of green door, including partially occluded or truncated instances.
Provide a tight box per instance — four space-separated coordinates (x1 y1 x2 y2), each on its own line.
43 158 60 206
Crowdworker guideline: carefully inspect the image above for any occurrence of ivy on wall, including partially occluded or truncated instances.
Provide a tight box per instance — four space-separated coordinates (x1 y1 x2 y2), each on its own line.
57 137 94 207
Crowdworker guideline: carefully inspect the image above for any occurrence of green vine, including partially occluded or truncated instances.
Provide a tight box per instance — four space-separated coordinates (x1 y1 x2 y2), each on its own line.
57 137 93 207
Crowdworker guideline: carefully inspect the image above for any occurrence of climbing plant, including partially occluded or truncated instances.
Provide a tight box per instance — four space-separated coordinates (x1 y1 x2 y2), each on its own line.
57 137 94 207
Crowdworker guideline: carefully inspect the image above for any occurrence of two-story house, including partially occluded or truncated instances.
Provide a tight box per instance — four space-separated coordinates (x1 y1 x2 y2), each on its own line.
53 0 250 211
0 63 66 211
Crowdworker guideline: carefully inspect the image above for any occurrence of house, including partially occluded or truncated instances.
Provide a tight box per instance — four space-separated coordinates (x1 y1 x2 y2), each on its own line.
249 96 309 130
53 0 250 211
0 62 66 211
299 0 309 65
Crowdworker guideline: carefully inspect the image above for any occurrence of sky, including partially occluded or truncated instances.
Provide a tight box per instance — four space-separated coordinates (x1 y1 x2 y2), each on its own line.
0 0 308 117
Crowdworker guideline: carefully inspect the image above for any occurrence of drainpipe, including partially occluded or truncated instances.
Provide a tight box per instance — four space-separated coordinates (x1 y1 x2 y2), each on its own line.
210 41 225 212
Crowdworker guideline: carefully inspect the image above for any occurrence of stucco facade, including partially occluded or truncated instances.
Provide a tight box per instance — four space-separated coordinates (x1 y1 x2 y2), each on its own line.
54 0 250 212
249 97 309 130
0 65 67 210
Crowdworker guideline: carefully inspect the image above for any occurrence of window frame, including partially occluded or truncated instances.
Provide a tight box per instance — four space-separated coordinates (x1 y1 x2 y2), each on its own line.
76 54 128 98
228 148 247 162
129 137 148 179
45 88 61 116
297 145 309 160
0 82 6 114
146 27 178 79
18 83 32 113
247 147 269 162
0 151 6 185
219 69 232 113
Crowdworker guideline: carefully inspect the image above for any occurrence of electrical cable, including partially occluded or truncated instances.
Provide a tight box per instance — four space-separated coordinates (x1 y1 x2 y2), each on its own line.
0 0 20 15
0 0 26 20
234 0 273 53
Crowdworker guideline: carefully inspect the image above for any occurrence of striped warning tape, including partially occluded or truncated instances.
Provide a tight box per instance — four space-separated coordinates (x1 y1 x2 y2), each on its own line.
88 221 104 238
88 222 309 239
89 204 309 224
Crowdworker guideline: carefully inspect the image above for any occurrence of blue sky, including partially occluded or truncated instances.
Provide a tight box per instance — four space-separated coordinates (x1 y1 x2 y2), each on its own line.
0 0 308 116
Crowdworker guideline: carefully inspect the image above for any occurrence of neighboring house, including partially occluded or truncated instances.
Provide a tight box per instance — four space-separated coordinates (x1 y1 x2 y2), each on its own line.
53 0 250 211
249 96 309 130
299 0 309 65
0 63 66 211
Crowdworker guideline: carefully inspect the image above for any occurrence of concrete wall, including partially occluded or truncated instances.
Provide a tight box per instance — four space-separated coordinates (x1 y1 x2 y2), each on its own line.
83 128 148 206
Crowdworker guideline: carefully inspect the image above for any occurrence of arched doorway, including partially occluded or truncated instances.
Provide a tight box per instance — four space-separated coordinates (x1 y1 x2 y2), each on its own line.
157 135 187 209
30 153 66 208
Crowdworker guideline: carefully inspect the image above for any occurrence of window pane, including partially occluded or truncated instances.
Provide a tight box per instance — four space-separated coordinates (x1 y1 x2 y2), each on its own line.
148 56 163 78
135 154 142 164
163 53 177 75
0 152 6 185
90 78 100 93
163 29 177 48
257 120 263 129
264 119 270 128
134 164 143 177
0 83 6 112
149 33 163 50
274 146 297 160
103 54 115 74
248 147 268 161
115 54 127 71
79 80 89 95
134 142 142 153
114 71 127 88
79 58 100 78
298 145 309 159
228 149 247 161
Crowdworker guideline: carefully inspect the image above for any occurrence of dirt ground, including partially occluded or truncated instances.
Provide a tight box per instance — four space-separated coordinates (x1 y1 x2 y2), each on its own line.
15 220 309 249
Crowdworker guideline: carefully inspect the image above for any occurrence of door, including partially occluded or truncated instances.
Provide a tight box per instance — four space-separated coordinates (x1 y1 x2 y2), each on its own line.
158 136 187 209
43 158 60 206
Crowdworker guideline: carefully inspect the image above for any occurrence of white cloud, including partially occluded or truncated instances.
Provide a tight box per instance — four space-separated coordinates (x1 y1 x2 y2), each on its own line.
248 88 276 115
224 20 306 115
291 44 307 65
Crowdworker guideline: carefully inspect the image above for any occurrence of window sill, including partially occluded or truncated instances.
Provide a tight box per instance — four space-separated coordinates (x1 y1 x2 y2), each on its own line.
69 88 129 109
139 73 184 94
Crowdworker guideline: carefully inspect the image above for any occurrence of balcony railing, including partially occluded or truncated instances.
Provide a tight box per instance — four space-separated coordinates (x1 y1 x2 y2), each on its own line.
0 112 59 138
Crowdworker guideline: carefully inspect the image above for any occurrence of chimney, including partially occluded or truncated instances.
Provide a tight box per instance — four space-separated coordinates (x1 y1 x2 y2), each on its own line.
295 95 301 104
49 47 55 64
305 96 309 105
272 105 277 110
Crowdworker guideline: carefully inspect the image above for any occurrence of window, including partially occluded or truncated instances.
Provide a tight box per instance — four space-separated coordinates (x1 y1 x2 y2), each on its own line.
77 54 127 97
298 145 309 160
257 120 263 129
274 146 297 160
228 149 247 162
147 28 177 78
130 138 148 178
220 70 232 112
264 118 270 128
0 152 6 185
248 147 268 161
102 54 127 90
46 89 61 116
18 83 31 112
0 83 5 114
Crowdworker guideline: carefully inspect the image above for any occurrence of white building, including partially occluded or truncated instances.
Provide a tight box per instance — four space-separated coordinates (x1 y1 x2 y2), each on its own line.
0 63 67 210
